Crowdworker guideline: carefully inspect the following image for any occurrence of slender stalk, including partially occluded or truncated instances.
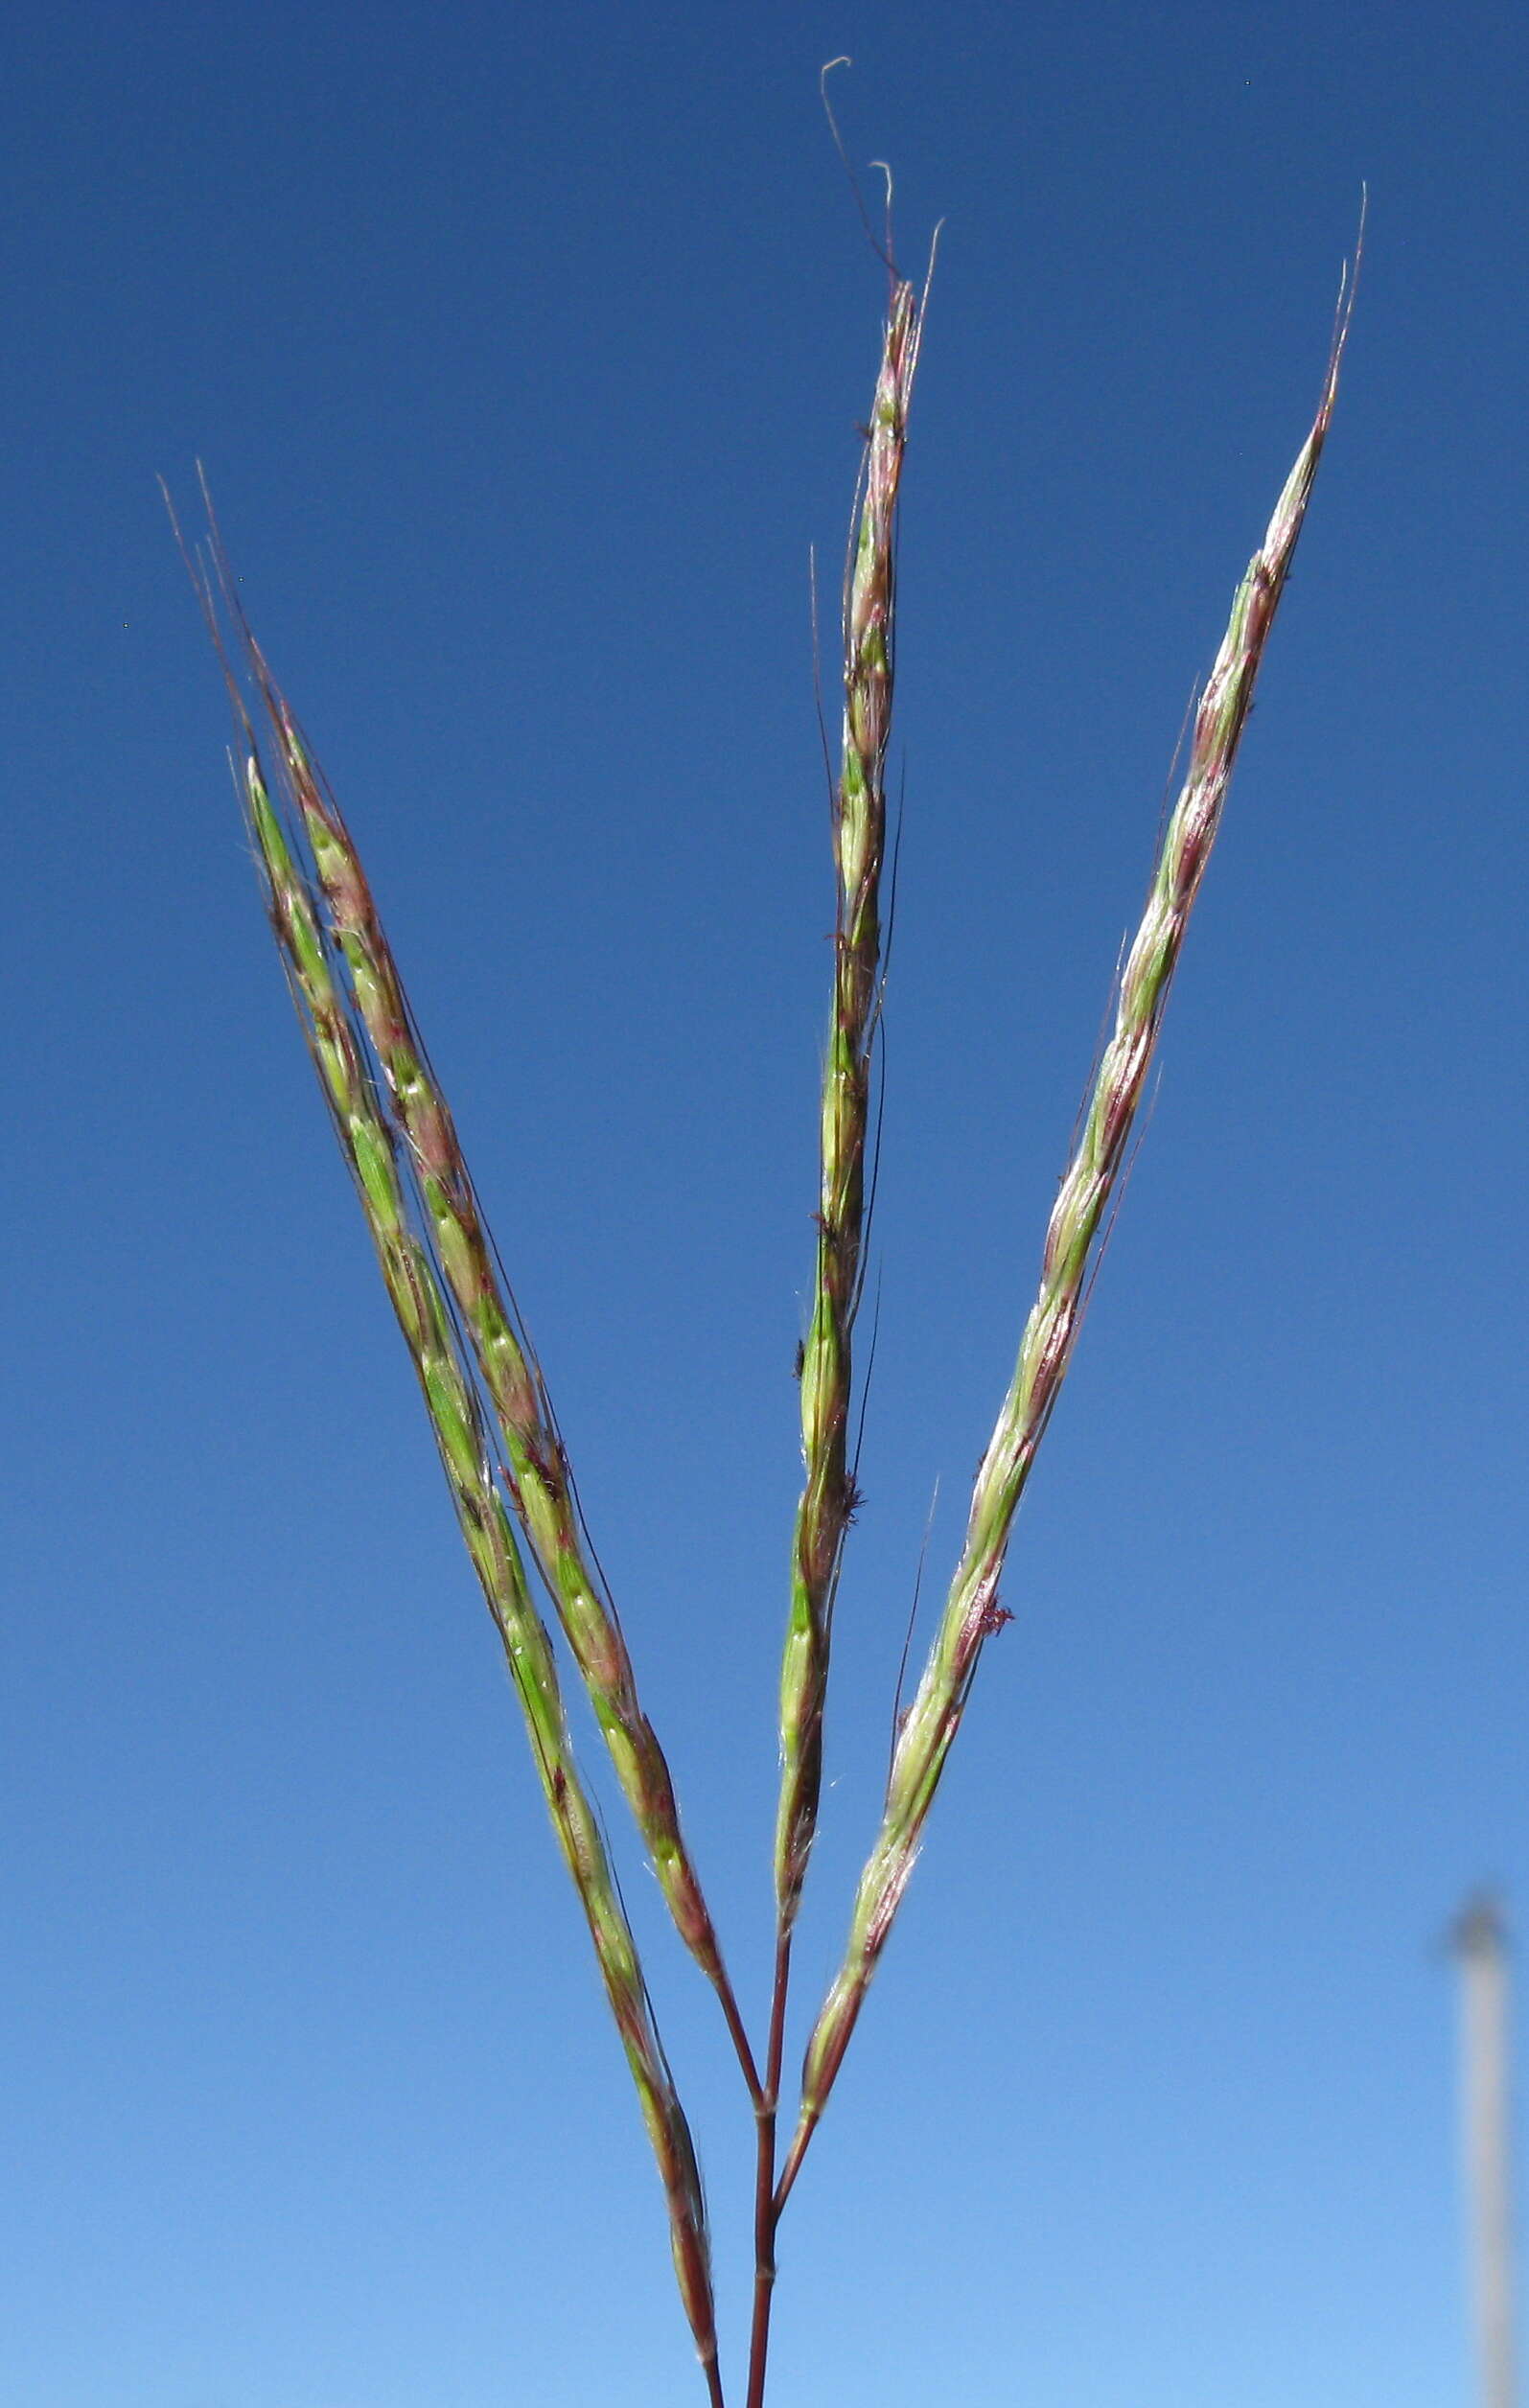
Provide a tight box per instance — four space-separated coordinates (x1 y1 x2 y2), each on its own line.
744 1933 793 2408
207 546 759 2103
239 735 722 2393
774 272 926 1935
785 282 1356 2185
745 2096 777 2408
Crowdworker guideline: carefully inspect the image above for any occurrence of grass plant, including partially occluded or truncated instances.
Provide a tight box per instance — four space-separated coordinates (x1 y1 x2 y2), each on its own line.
175 155 1356 2405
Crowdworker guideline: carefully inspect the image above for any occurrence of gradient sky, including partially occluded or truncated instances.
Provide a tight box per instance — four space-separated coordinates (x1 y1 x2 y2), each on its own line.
4 5 1526 2404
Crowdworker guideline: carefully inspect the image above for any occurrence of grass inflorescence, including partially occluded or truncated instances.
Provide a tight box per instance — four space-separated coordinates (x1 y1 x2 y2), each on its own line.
177 173 1357 2405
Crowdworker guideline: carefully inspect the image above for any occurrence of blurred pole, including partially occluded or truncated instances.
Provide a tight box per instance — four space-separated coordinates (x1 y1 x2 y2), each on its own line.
1452 1895 1517 2408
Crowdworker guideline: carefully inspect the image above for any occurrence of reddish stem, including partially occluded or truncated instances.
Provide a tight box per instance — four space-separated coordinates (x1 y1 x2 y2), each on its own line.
744 1932 795 2408
718 1966 766 2112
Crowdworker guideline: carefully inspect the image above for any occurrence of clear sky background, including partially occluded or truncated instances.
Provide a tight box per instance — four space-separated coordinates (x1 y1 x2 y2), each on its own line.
4 5 1525 2404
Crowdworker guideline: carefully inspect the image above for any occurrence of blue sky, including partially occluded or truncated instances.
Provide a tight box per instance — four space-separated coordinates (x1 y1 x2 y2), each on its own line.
3 3 1526 2403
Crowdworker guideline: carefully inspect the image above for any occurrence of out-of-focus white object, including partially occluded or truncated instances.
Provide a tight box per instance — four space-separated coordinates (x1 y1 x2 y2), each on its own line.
1452 1895 1517 2408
